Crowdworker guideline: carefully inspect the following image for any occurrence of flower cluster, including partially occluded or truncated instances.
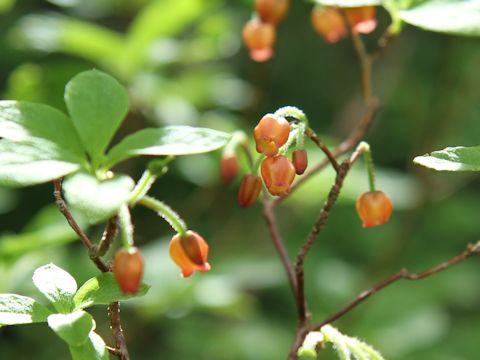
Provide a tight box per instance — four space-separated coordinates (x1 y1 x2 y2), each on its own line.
242 0 289 62
311 5 377 43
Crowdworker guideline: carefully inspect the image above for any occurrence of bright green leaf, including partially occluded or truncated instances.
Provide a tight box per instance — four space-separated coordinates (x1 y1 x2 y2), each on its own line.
69 331 109 360
104 126 231 168
0 140 80 187
73 272 149 310
0 294 51 325
0 101 86 161
48 311 94 346
64 70 129 166
63 172 134 224
400 0 480 37
414 146 480 171
32 263 77 313
313 0 381 6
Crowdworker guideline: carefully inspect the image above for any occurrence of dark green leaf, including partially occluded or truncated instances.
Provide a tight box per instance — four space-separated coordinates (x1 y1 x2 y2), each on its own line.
73 272 149 309
64 70 129 166
32 263 77 313
48 311 95 346
63 172 134 224
0 294 51 325
414 146 480 171
104 126 231 168
0 140 80 187
400 0 480 37
69 331 109 360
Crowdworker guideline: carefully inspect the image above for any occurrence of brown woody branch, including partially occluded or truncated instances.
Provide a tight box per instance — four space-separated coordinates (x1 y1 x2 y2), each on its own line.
312 240 480 331
53 179 130 360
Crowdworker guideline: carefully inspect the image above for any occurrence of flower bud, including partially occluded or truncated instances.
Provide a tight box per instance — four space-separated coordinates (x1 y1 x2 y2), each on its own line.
292 149 308 175
256 0 289 25
169 230 211 278
345 6 377 34
254 114 290 157
261 155 295 196
113 247 144 294
311 6 347 43
238 174 262 208
356 191 393 228
220 153 239 183
242 19 276 62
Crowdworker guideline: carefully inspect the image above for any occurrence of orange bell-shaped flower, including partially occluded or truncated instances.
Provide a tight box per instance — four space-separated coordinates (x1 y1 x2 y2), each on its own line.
344 6 377 34
238 174 263 208
169 231 211 278
261 155 296 196
256 0 289 25
254 114 290 157
242 19 276 62
292 149 308 175
311 6 347 43
113 247 144 294
356 191 393 228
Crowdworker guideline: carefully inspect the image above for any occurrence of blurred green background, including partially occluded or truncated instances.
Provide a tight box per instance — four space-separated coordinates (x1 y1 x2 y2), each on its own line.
1 0 480 359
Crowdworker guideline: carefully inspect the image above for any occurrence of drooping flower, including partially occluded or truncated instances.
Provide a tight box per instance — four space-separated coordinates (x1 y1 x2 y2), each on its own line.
254 114 290 157
256 0 289 25
311 6 347 43
169 230 211 278
243 19 276 62
238 174 263 208
356 191 393 228
220 153 239 183
344 6 377 34
113 247 144 294
292 149 308 175
261 154 296 196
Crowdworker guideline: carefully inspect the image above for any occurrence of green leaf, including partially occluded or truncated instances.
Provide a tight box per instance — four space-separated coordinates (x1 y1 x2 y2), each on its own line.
414 146 480 171
0 101 86 161
48 310 94 346
63 172 134 224
104 126 231 168
0 294 51 325
73 272 149 310
64 70 129 166
313 0 381 6
400 0 480 37
0 140 80 187
32 263 77 313
69 331 109 360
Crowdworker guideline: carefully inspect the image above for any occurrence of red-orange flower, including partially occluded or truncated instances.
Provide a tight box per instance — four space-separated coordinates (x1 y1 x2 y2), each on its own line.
292 149 308 175
345 6 377 34
311 6 347 43
254 114 290 157
169 231 211 278
256 0 289 25
356 191 393 228
220 153 239 183
113 247 144 294
261 155 295 196
238 174 262 208
242 19 276 62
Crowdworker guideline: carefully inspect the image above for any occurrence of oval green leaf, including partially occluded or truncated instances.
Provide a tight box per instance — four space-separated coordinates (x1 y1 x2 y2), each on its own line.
103 126 231 168
69 331 109 360
64 70 128 166
0 294 52 325
32 263 77 313
73 272 150 310
63 172 134 224
400 0 480 37
414 146 480 171
48 311 94 346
